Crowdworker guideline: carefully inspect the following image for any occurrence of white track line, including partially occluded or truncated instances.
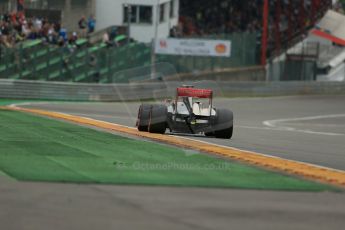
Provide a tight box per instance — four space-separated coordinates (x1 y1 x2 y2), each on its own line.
263 114 345 136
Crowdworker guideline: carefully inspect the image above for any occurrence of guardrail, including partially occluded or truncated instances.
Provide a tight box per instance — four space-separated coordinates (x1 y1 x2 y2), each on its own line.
0 79 344 101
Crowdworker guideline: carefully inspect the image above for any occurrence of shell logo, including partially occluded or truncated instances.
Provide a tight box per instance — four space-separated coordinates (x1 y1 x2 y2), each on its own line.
160 40 167 48
215 44 227 54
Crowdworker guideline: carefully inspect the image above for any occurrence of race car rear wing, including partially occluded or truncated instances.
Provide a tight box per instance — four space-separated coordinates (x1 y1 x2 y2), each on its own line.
176 88 213 99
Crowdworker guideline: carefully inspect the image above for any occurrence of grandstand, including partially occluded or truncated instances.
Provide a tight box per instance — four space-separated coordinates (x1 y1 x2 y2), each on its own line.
283 9 345 81
0 0 339 83
179 0 332 64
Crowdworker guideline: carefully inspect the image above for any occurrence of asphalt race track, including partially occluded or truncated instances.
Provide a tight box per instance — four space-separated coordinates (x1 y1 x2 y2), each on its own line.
23 95 345 170
1 180 345 230
1 95 345 230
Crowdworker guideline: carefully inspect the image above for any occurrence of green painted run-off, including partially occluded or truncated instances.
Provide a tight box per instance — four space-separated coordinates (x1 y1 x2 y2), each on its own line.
0 109 337 191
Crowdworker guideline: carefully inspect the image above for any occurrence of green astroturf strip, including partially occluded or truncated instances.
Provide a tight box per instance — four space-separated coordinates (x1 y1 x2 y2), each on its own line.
0 109 337 191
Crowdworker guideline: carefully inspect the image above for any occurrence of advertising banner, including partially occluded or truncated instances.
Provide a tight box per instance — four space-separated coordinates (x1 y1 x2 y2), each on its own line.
155 38 231 57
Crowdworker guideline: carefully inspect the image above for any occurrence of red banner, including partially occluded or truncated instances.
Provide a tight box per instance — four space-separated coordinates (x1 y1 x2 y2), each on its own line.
261 0 269 66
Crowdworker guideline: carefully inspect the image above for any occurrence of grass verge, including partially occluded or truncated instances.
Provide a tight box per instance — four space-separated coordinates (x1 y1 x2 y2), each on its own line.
0 99 25 106
0 109 337 191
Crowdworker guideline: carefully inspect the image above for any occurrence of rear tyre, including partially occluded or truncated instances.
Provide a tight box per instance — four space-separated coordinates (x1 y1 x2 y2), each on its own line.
148 105 167 134
204 132 215 137
137 104 151 132
215 126 233 139
213 109 234 139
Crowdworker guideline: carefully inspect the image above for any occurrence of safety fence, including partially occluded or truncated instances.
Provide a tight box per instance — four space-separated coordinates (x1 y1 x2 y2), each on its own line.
0 33 258 83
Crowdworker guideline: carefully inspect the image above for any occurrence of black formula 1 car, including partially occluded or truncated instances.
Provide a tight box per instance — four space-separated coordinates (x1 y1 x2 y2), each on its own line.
136 86 233 139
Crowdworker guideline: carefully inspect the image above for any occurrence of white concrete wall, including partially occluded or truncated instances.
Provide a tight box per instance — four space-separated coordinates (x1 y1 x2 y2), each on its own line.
95 0 123 31
95 0 179 43
307 34 333 46
317 63 345 82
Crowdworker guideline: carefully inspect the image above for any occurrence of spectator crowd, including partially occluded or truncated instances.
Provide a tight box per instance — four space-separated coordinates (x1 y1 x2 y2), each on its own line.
0 11 96 49
178 0 262 36
178 0 335 36
175 0 334 56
